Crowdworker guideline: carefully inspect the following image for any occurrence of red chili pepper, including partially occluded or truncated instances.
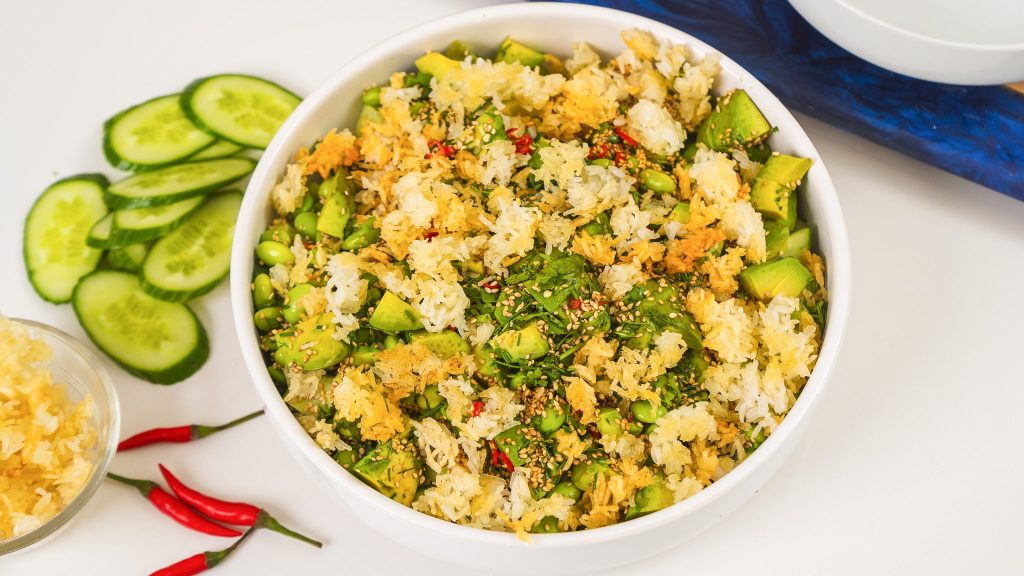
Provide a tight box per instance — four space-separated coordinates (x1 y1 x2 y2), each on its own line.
150 528 254 576
513 133 533 155
422 230 439 241
118 410 263 452
505 127 518 137
614 150 626 165
471 400 484 417
159 465 322 549
490 440 500 467
107 473 241 537
615 127 638 147
427 139 455 158
567 297 581 310
481 280 500 291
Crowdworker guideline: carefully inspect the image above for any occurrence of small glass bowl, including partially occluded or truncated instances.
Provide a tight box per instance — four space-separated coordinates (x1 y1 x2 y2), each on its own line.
0 318 120 556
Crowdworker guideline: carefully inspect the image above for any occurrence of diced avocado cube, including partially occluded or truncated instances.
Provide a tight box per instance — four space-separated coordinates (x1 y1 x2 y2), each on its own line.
474 345 500 377
750 178 793 222
495 37 545 67
368 291 423 332
764 220 790 258
783 188 799 230
356 105 384 136
408 330 470 358
739 257 813 301
444 40 475 61
758 154 812 189
316 171 356 239
783 227 812 258
570 460 611 492
668 202 691 226
696 89 772 151
350 345 379 366
491 322 550 360
624 478 674 520
274 313 350 370
352 440 421 506
493 424 530 467
414 52 460 80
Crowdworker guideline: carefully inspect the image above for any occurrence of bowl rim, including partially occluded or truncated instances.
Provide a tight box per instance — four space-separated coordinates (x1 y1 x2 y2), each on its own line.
0 318 120 555
231 1 852 548
831 0 1024 51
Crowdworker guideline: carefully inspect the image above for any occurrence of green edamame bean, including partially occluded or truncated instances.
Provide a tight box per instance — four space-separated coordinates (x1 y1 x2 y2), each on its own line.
254 307 284 332
267 364 287 385
260 222 295 244
361 85 382 108
534 400 567 433
627 421 644 435
351 345 379 366
299 192 315 213
282 284 314 324
383 334 400 349
588 157 612 168
294 211 318 239
551 481 582 501
629 400 667 424
596 407 623 439
639 168 677 193
531 516 560 534
256 240 294 266
252 273 276 308
341 217 381 251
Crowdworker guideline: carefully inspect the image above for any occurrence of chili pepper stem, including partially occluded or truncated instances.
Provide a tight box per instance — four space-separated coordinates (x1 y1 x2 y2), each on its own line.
256 510 323 549
206 527 255 569
193 409 264 440
107 472 156 496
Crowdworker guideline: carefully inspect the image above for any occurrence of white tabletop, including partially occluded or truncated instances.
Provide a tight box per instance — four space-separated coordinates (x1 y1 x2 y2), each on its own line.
3 1 1023 574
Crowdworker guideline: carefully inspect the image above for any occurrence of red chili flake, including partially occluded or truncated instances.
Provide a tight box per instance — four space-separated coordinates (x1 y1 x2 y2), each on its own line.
303 241 314 250
588 144 610 160
589 428 602 439
490 441 500 467
481 280 500 291
505 127 518 137
447 325 458 332
497 449 515 472
423 230 439 241
472 401 484 417
567 298 581 310
513 133 533 155
614 150 626 165
615 127 638 147
427 139 455 158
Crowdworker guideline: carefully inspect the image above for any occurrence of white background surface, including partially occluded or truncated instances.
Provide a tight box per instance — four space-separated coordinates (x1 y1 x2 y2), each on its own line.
2 1 1023 574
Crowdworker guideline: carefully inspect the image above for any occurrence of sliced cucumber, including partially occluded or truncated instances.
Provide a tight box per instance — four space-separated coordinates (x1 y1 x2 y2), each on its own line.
142 192 243 302
181 74 300 149
86 213 118 249
107 242 149 272
111 195 205 244
72 270 209 384
188 139 245 160
24 174 109 303
104 157 255 209
103 94 216 171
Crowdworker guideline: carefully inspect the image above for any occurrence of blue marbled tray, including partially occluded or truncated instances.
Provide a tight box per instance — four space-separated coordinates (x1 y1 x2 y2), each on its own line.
548 0 1023 200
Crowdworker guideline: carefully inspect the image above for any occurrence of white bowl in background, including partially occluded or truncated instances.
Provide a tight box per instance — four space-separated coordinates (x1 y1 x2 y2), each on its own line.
230 3 852 573
788 0 1024 85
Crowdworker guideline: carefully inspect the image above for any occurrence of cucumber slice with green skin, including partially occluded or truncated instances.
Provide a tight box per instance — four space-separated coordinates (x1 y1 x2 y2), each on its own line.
24 174 109 303
72 270 209 384
181 74 300 149
107 242 149 272
104 157 255 209
141 192 242 302
111 195 205 244
103 94 216 171
188 139 245 160
86 213 118 249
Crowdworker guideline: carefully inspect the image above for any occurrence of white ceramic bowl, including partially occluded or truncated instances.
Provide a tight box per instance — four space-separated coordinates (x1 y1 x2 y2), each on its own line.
788 0 1024 85
231 3 851 573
